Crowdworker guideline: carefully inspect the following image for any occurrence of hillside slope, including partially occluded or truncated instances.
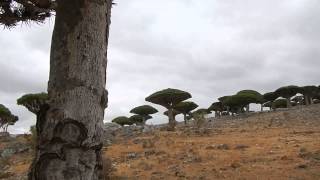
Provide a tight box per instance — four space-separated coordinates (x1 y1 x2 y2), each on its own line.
106 104 320 180
0 104 320 180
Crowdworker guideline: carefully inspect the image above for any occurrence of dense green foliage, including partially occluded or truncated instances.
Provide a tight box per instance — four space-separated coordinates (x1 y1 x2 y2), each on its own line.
263 92 278 102
17 92 48 114
224 94 256 112
237 90 264 104
17 93 48 105
130 105 158 116
208 102 225 117
145 88 191 108
275 86 301 99
129 115 144 125
130 105 158 124
146 88 191 130
274 85 301 107
112 116 133 126
174 101 198 124
272 99 287 109
218 96 231 103
174 101 198 114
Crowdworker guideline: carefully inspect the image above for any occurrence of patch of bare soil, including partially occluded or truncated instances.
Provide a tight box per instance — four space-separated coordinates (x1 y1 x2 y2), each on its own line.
106 119 320 179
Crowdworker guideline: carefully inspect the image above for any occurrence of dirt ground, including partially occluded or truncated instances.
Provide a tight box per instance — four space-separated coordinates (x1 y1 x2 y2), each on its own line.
1 107 320 180
106 121 320 180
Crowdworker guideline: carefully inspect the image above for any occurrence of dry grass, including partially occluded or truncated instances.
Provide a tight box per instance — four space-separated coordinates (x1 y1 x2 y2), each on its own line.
105 124 320 179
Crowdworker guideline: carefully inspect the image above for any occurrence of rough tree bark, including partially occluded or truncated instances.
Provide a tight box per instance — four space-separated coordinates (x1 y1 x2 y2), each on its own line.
168 108 176 130
183 114 187 125
29 0 112 179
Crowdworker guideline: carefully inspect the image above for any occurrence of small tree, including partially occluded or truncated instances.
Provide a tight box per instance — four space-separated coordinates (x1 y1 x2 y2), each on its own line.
130 105 158 125
112 116 133 126
191 109 209 129
129 115 152 125
275 86 301 108
174 101 198 124
146 88 191 130
301 86 319 105
17 93 48 114
0 104 18 132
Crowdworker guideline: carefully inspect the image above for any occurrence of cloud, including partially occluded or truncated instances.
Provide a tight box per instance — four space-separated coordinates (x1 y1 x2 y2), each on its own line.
0 0 319 133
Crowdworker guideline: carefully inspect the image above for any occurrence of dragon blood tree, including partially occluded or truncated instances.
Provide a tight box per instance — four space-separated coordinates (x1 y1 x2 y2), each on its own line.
1 0 114 179
112 116 133 126
146 88 191 130
17 93 49 121
174 101 198 124
208 102 224 117
0 104 18 133
275 85 301 108
130 105 158 125
237 90 264 112
223 95 250 115
129 114 152 125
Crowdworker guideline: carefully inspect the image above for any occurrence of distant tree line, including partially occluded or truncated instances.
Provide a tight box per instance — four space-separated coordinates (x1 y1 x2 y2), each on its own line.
2 85 320 132
112 85 320 130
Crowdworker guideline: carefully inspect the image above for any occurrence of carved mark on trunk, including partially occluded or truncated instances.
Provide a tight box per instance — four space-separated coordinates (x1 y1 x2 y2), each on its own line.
53 119 88 145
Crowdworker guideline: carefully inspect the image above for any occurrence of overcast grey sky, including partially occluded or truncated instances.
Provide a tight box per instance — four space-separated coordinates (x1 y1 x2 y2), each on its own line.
1 0 319 133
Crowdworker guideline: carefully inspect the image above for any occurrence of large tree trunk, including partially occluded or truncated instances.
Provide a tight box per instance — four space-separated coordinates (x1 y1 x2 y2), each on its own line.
28 1 112 180
167 108 176 130
183 113 187 125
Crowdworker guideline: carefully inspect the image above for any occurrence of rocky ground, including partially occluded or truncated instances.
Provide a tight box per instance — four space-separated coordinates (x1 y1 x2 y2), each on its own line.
0 104 320 180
